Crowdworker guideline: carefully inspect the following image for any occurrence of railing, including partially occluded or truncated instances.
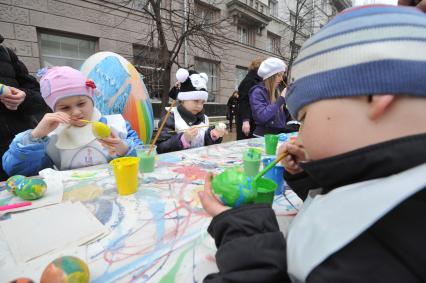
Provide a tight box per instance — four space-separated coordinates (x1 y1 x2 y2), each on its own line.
232 0 270 17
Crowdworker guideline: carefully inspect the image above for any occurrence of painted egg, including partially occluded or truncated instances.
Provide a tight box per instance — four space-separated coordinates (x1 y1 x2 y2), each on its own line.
8 278 34 283
5 175 26 195
15 178 47 200
212 167 257 208
81 52 154 144
40 256 89 283
92 121 111 139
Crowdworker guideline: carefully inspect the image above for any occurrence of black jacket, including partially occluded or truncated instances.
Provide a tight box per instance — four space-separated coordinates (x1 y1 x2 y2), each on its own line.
204 134 426 283
156 105 222 154
0 35 50 180
237 70 261 122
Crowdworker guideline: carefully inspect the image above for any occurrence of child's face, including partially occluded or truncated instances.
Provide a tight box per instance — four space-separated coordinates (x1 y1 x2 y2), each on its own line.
55 96 94 127
296 97 369 160
274 72 284 86
182 100 205 115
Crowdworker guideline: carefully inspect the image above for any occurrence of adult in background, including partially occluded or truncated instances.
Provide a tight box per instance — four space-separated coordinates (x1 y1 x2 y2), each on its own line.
226 91 238 132
235 58 263 140
0 34 50 180
398 0 426 11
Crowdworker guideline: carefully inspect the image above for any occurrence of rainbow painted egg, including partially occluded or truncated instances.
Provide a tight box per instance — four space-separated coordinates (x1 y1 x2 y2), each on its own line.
5 175 26 195
40 256 89 283
15 178 47 200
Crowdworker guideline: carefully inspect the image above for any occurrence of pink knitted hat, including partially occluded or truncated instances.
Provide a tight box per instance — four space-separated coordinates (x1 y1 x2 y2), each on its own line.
39 66 96 110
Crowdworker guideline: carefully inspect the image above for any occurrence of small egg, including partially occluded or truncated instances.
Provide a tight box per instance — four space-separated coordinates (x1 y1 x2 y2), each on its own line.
41 256 89 283
92 122 111 139
216 122 226 130
15 178 47 200
8 278 34 283
5 175 26 195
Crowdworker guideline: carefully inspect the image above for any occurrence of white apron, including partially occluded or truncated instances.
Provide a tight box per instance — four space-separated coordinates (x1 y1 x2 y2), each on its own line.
173 107 209 148
286 163 426 282
46 109 128 171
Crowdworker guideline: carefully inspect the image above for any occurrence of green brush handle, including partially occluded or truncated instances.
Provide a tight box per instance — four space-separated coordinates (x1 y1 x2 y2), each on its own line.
253 151 287 181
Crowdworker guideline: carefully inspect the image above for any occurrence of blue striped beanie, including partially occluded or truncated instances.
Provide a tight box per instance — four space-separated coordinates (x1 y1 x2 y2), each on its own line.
286 5 426 119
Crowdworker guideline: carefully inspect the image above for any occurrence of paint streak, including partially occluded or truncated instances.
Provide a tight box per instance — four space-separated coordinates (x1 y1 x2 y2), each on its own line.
173 166 208 182
158 246 192 283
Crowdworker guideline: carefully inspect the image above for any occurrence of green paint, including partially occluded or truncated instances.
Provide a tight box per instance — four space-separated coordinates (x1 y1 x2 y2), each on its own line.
158 246 192 283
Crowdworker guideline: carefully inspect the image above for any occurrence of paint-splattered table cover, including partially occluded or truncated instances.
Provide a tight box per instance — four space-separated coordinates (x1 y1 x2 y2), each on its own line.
0 138 302 282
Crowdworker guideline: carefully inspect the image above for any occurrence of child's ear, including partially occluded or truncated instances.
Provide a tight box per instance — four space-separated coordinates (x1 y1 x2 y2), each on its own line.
368 94 396 120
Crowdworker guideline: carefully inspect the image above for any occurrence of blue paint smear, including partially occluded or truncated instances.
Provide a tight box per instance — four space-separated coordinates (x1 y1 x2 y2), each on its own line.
88 56 131 115
93 193 167 283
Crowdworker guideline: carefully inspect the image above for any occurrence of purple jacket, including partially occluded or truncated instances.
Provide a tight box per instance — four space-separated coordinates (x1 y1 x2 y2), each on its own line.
249 82 287 136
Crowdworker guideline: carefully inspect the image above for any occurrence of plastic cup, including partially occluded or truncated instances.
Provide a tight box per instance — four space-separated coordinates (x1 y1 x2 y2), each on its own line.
110 157 140 196
136 145 156 173
264 134 279 155
262 158 285 195
254 177 277 205
243 148 261 177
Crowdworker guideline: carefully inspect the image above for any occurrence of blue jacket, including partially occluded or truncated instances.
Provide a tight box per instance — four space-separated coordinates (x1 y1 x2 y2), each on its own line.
249 82 287 136
2 120 142 177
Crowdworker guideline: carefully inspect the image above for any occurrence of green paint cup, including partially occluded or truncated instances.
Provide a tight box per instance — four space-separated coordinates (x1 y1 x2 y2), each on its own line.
136 145 156 173
243 148 261 177
264 134 279 155
254 177 277 205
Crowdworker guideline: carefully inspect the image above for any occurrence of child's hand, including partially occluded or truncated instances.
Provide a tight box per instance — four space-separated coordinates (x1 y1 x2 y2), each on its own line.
183 127 198 143
99 132 129 156
32 112 71 138
1 87 26 110
199 174 230 217
211 128 226 138
279 141 308 175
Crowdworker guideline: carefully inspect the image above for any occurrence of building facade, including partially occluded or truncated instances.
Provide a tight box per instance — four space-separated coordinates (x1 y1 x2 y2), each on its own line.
0 0 339 108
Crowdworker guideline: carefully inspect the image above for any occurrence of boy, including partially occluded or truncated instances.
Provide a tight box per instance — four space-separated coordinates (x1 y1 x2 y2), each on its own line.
199 5 426 282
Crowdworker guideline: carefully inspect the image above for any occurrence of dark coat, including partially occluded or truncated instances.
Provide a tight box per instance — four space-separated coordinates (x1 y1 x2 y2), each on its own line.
0 35 50 180
156 105 222 154
204 134 426 283
236 70 261 140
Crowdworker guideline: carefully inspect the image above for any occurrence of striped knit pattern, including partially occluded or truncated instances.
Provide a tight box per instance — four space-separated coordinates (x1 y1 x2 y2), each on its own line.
286 5 426 119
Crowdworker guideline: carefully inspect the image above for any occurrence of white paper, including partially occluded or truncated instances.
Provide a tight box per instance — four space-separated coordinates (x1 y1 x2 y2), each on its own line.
0 202 108 263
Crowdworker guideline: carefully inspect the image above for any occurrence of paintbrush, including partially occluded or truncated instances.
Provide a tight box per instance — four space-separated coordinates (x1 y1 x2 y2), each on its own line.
149 100 176 154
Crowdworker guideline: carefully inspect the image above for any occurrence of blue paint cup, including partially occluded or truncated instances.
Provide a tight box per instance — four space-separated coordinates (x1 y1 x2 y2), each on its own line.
262 158 285 195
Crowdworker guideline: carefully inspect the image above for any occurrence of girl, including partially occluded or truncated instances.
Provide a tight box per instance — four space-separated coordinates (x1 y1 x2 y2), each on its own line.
156 68 226 154
2 66 142 177
249 57 288 137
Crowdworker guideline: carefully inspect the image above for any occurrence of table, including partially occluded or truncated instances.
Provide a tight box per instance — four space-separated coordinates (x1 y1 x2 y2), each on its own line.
0 138 302 282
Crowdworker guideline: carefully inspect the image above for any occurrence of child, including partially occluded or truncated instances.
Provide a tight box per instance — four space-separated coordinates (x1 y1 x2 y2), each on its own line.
249 57 288 136
156 68 225 154
2 66 142 177
199 6 426 282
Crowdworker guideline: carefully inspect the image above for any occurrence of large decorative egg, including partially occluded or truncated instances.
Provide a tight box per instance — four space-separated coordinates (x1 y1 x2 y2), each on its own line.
5 175 26 195
40 256 89 283
212 167 257 208
80 51 154 144
15 178 47 200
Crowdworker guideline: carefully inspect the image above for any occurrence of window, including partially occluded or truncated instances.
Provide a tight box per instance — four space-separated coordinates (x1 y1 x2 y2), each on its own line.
40 32 96 69
290 41 302 58
194 58 219 102
269 0 278 18
267 32 281 54
133 45 168 101
290 11 304 27
235 66 248 89
196 4 216 32
237 25 255 46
